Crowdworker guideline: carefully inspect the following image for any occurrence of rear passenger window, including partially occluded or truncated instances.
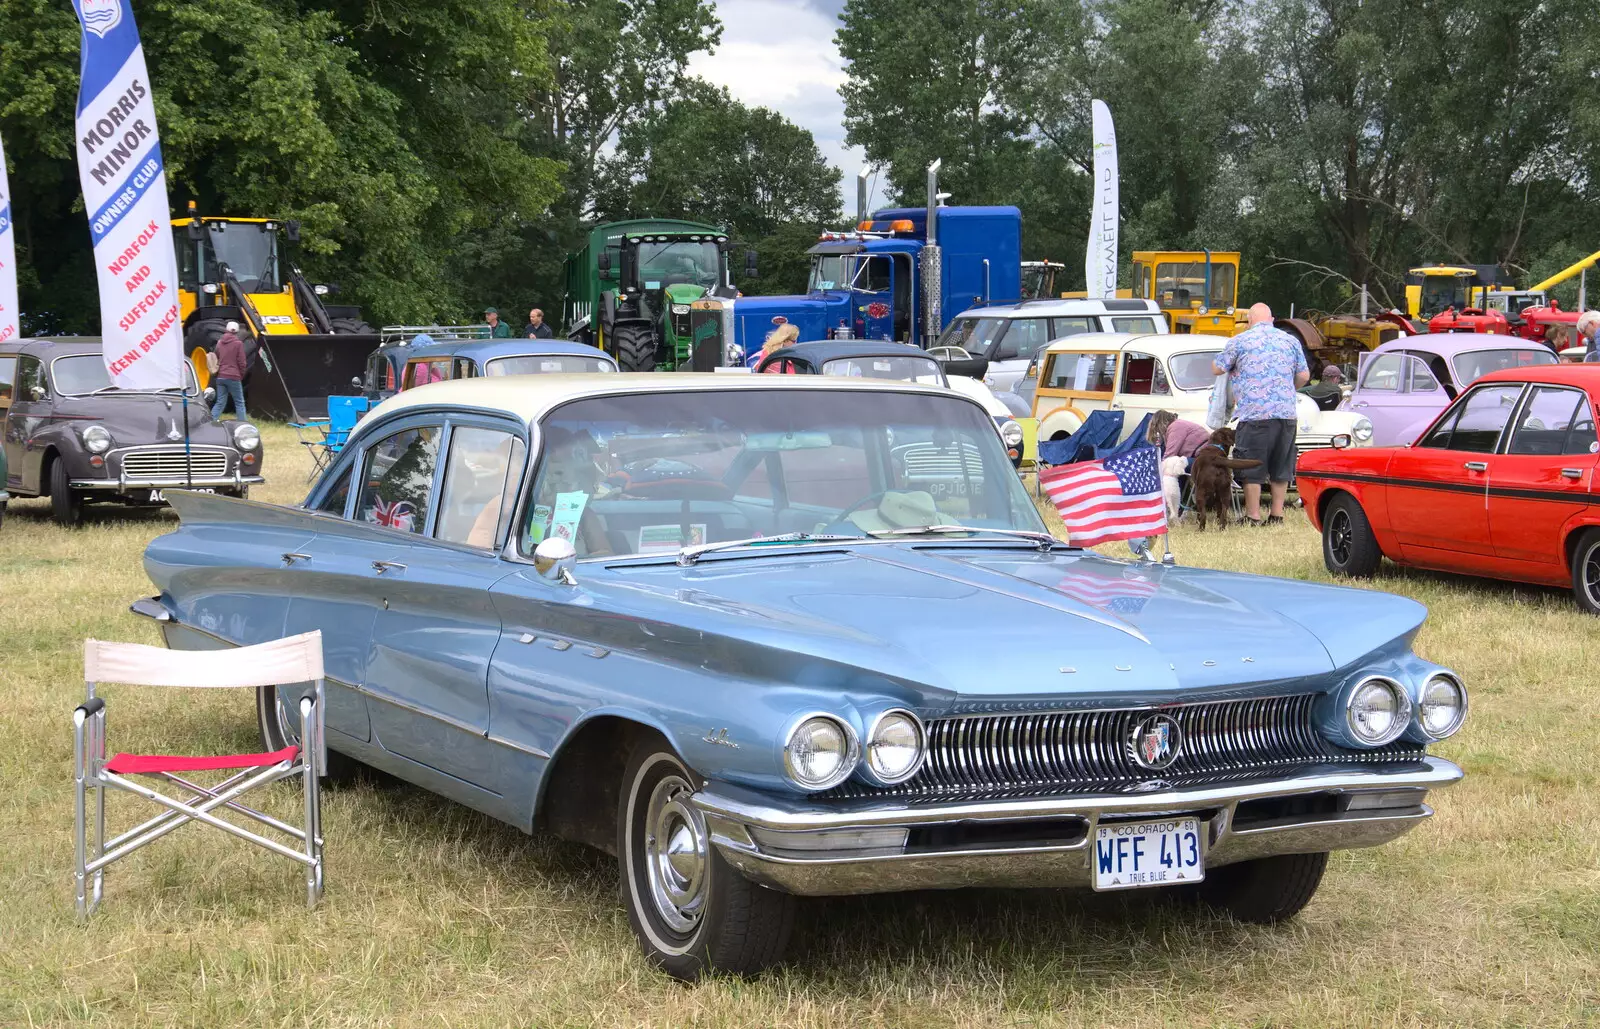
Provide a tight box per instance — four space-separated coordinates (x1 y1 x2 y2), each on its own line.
315 467 353 517
358 425 442 534
1507 387 1594 457
0 356 15 407
1046 353 1116 392
435 427 526 548
1050 317 1095 339
996 319 1050 361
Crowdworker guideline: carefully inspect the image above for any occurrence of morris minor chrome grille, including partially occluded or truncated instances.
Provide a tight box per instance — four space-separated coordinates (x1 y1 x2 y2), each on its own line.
120 447 229 480
827 694 1427 801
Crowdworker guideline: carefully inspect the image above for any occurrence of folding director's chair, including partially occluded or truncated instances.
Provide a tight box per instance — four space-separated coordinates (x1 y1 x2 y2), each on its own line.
72 631 327 916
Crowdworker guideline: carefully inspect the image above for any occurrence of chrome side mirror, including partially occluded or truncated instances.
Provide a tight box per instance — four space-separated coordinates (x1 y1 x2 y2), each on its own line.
533 537 578 585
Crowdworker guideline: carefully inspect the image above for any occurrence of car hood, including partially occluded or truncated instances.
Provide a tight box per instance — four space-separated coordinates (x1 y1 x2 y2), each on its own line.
54 394 238 445
593 544 1424 709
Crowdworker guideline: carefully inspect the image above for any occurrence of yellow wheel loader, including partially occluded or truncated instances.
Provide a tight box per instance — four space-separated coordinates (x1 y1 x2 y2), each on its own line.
173 206 378 419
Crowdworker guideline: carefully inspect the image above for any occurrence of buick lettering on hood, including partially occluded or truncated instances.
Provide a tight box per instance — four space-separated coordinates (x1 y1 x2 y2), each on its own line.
137 373 1466 980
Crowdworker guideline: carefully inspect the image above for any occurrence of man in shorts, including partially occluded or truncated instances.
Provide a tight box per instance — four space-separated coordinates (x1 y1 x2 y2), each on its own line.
1213 303 1309 525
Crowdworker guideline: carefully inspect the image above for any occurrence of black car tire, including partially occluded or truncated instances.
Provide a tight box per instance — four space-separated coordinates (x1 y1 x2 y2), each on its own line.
618 739 795 980
256 683 362 781
49 458 84 527
329 317 375 335
1322 494 1380 578
1198 851 1328 924
0 500 6 529
613 323 658 373
1570 528 1600 615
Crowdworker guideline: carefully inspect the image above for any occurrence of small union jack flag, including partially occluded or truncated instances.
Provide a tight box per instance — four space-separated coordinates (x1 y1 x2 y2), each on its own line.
368 497 416 532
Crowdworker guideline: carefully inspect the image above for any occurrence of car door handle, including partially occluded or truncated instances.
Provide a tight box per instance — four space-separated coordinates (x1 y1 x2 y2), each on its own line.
371 560 407 574
1464 461 1488 472
1562 468 1583 480
282 552 311 565
1353 401 1369 408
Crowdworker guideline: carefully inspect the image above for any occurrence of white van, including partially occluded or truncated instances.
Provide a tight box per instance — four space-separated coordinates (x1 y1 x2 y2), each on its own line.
935 299 1167 394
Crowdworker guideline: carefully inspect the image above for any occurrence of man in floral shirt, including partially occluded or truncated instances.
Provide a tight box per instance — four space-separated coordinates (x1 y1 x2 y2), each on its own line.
1213 304 1310 525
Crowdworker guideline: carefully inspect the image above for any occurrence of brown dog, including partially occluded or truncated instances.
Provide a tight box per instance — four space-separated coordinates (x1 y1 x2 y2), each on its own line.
1188 427 1262 531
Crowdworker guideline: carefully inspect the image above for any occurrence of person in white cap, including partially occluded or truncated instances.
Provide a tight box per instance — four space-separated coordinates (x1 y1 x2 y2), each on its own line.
210 321 248 419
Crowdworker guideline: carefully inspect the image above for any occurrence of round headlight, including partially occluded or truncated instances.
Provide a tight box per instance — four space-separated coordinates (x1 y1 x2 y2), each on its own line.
1000 419 1024 447
232 422 261 450
1346 676 1411 746
864 709 925 784
783 715 858 791
1353 416 1374 442
82 425 113 454
1417 672 1467 740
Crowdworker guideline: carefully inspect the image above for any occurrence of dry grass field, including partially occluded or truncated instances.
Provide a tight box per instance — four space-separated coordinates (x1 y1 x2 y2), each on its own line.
1 423 1596 1027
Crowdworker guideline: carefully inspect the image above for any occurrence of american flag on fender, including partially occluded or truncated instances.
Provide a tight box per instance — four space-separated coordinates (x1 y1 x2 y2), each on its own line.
1039 445 1167 549
1054 566 1159 615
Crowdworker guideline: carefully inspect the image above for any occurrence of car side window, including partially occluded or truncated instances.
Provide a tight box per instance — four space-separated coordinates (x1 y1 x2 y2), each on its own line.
315 466 353 517
1418 384 1524 453
357 425 442 534
1120 352 1169 396
1405 356 1440 393
0 356 15 410
1507 387 1593 457
16 356 47 401
435 427 526 549
1359 353 1402 392
996 319 1049 362
1051 316 1095 338
1046 352 1116 392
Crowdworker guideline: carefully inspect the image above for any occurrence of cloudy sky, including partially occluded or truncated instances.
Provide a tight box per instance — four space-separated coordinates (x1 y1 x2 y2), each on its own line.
687 0 891 216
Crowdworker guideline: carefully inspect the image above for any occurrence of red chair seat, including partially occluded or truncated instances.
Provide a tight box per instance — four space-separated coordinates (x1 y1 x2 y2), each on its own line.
105 745 299 775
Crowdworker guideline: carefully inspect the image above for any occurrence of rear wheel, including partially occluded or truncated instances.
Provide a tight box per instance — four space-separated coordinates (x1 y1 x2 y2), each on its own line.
330 316 375 335
613 323 658 373
618 739 795 979
1199 851 1328 924
49 458 83 527
1570 528 1600 615
1322 494 1380 578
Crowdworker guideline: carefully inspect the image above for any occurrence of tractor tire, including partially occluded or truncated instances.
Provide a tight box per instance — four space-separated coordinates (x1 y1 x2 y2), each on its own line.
329 317 376 335
185 321 229 392
613 323 659 373
50 457 84 527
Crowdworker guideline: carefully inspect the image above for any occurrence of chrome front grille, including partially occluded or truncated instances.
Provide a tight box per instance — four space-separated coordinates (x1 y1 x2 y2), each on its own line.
828 695 1426 801
119 446 230 480
1296 437 1335 454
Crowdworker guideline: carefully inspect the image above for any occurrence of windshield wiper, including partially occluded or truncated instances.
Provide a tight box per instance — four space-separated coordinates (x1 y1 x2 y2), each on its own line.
864 524 1060 551
677 531 866 566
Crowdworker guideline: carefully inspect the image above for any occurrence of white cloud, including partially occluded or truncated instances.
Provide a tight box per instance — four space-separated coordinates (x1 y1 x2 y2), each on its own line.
689 0 889 216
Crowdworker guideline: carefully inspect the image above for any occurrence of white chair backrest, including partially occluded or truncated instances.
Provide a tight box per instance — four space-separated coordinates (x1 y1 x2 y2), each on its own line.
84 632 324 689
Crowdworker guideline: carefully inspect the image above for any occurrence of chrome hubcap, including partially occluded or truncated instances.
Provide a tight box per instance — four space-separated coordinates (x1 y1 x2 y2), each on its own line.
643 774 707 934
1329 510 1351 564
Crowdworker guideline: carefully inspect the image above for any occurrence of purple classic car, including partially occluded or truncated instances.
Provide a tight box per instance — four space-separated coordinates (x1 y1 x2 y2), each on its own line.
1344 334 1558 446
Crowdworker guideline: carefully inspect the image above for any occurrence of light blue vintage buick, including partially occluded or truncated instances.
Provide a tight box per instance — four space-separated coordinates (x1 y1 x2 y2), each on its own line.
139 374 1467 979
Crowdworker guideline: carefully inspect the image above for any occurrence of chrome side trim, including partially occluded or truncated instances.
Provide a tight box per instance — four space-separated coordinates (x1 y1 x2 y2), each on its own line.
486 734 551 760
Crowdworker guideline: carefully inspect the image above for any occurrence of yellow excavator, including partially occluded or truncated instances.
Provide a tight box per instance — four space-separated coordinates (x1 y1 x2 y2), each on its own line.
173 204 378 419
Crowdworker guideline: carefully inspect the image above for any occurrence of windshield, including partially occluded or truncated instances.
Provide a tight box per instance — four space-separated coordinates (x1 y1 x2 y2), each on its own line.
1419 276 1469 318
521 389 1043 559
486 355 615 375
1452 348 1557 385
636 241 721 290
1154 262 1236 310
821 356 943 384
52 354 199 396
1168 350 1222 390
205 222 280 293
808 253 854 291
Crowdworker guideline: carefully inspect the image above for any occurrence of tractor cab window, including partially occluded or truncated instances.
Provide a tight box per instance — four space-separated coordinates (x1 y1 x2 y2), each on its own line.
1154 263 1236 310
172 228 201 289
1417 275 1469 318
809 254 854 291
851 256 892 293
636 241 720 290
205 222 281 294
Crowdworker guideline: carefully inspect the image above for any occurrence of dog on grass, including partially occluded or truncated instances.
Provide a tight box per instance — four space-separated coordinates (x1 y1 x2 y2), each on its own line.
1188 427 1261 532
1160 455 1187 524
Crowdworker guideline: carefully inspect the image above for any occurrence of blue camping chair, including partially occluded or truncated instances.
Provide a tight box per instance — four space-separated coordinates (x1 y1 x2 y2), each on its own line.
1036 410 1163 557
292 396 371 480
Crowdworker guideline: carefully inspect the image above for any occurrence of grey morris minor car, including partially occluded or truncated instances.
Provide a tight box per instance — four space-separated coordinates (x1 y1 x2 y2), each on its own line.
0 339 264 525
138 373 1466 979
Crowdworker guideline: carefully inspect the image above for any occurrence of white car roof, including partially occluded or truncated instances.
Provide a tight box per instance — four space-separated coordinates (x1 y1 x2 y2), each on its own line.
952 299 1163 319
358 372 977 437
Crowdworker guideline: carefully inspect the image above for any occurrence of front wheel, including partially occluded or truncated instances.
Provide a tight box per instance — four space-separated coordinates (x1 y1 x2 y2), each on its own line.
1199 851 1328 924
612 323 658 373
50 458 83 527
256 683 361 780
1322 494 1380 577
618 740 795 980
1570 528 1600 615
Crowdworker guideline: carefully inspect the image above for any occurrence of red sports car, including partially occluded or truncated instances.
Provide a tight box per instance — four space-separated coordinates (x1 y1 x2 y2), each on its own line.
1298 365 1600 612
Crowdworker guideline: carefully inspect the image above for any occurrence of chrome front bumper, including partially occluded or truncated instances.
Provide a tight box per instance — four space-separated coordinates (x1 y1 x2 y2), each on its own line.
70 474 264 492
693 758 1463 896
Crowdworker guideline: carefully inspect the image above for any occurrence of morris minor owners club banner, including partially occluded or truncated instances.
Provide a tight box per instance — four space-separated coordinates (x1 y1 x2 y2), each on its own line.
72 0 183 389
0 131 18 346
1085 99 1119 300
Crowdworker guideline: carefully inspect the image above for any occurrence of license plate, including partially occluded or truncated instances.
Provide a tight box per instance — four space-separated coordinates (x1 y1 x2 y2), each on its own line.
1092 817 1204 891
148 487 214 502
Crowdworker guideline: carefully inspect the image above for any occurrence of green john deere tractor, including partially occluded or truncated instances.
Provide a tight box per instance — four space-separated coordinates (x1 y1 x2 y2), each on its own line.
562 219 754 372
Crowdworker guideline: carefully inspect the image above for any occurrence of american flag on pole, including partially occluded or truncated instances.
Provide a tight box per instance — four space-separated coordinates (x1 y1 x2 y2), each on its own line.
1039 445 1166 549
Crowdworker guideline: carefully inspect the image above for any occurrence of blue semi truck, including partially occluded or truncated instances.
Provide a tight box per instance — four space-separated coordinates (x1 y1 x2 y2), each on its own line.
728 162 1023 362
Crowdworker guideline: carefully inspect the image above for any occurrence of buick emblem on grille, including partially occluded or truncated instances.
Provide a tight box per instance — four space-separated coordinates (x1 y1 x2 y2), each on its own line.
1127 713 1182 771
